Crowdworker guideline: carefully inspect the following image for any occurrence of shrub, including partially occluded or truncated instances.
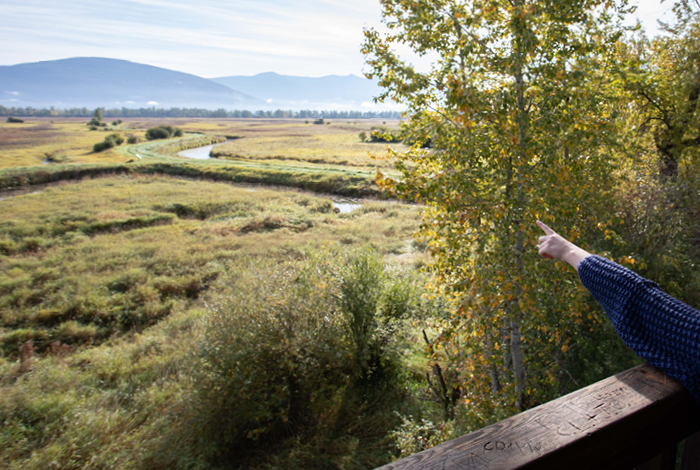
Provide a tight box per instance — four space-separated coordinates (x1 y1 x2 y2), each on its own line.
313 118 325 125
145 125 183 141
93 133 124 153
7 117 24 123
126 134 140 144
194 248 413 466
359 131 367 142
369 127 400 143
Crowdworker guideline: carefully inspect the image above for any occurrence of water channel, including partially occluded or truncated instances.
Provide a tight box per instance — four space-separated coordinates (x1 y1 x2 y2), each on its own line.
176 140 363 214
177 141 229 160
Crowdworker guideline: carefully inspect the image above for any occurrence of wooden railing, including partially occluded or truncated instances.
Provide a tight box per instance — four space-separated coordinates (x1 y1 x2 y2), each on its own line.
378 364 700 470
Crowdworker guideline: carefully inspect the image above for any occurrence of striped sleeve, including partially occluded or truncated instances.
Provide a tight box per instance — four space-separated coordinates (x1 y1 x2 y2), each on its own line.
578 255 700 401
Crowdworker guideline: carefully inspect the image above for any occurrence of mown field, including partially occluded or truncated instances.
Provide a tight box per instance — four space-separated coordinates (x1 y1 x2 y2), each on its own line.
0 119 446 469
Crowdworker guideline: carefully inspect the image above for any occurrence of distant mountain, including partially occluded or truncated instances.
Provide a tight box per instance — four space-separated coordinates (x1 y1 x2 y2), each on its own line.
0 57 260 109
211 72 383 108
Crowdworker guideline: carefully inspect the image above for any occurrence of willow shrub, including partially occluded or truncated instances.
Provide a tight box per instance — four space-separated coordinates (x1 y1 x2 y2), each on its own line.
193 248 420 468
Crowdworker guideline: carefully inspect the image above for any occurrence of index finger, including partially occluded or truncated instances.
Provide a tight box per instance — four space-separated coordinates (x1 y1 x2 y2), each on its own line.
536 220 555 236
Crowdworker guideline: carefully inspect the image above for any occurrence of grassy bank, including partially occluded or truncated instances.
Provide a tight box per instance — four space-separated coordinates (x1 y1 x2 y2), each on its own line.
0 160 382 197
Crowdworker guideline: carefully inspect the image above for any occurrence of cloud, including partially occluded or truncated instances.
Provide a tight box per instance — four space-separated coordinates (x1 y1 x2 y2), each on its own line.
0 0 384 77
147 101 158 105
1 0 669 78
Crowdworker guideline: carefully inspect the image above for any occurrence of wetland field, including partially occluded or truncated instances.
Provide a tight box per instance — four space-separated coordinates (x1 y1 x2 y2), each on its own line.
0 117 444 470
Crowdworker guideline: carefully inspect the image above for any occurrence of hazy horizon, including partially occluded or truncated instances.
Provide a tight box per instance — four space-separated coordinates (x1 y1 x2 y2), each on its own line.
0 0 676 79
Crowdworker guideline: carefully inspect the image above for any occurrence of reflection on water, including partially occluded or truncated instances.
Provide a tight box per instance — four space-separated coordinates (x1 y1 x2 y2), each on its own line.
177 140 231 160
178 144 216 160
333 202 362 214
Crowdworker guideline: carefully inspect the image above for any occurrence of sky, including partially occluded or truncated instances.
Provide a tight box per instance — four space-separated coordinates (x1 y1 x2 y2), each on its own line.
0 0 676 79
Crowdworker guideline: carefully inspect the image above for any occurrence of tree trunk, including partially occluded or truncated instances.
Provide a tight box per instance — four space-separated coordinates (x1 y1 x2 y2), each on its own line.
510 317 525 410
485 334 501 395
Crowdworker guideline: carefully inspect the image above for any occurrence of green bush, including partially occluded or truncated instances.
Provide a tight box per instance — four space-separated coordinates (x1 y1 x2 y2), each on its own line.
145 125 183 141
126 134 140 144
194 248 414 467
369 127 400 143
93 133 125 153
7 117 24 123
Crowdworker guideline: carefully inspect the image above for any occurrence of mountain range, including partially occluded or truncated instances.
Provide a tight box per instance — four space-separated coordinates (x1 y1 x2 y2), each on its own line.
0 57 385 110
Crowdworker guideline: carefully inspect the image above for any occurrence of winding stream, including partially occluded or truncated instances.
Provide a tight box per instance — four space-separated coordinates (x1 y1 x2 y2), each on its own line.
177 140 230 160
176 140 364 213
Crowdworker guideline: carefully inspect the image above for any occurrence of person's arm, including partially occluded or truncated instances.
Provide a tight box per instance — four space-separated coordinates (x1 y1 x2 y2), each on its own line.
536 220 590 270
536 220 700 403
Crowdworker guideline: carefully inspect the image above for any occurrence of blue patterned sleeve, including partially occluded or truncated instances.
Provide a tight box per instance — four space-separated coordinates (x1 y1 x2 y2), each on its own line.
578 255 700 401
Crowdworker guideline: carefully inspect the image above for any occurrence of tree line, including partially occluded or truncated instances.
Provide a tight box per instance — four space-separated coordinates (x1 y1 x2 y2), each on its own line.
0 105 403 120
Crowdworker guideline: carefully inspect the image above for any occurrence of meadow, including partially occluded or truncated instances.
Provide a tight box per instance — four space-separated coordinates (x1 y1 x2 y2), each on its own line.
0 118 446 469
0 117 404 170
0 118 404 197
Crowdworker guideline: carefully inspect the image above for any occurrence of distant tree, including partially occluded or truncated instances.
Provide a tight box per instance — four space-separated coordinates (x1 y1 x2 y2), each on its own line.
87 108 105 127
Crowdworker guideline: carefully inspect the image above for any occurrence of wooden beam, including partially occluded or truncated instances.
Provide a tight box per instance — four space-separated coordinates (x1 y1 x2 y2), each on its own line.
681 430 700 470
378 364 700 470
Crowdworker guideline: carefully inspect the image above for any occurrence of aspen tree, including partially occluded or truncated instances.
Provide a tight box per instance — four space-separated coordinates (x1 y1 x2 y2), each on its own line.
363 0 630 411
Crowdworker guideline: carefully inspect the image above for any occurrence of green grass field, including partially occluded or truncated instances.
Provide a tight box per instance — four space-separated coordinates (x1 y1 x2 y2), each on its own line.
0 118 404 197
0 120 440 469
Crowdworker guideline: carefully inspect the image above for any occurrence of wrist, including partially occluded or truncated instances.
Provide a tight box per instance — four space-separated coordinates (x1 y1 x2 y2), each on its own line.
564 246 590 271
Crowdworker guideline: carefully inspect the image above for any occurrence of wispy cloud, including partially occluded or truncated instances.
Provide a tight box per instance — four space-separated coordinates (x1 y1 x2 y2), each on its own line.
0 0 672 77
0 0 383 77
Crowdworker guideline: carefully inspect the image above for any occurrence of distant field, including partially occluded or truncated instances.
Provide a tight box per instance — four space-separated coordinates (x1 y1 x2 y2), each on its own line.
0 119 131 168
0 117 404 171
205 119 405 169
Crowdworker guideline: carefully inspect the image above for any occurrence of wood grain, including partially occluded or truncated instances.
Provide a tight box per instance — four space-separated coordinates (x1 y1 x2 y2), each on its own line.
378 364 700 470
